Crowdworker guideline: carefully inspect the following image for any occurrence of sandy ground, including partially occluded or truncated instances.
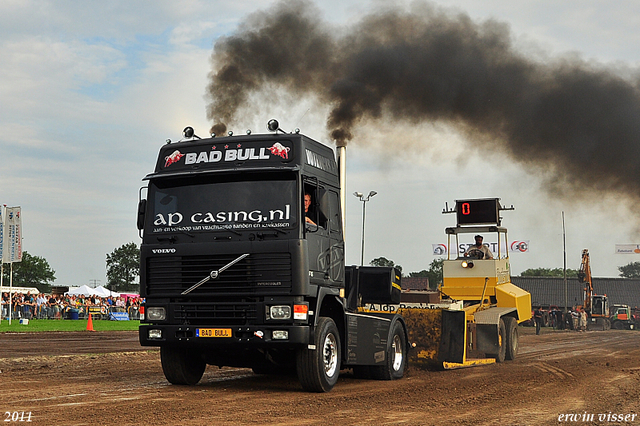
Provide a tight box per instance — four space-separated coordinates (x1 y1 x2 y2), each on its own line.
1 327 639 425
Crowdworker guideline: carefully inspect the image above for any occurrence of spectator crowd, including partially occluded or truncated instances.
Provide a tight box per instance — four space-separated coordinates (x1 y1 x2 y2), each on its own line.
1 291 143 321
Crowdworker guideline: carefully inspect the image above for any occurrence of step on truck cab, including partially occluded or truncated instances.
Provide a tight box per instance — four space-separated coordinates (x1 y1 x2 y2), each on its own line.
137 122 408 392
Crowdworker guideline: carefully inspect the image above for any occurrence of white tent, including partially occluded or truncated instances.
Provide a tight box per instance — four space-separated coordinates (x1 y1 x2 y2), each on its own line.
93 285 119 297
0 286 39 294
66 285 95 296
66 285 120 297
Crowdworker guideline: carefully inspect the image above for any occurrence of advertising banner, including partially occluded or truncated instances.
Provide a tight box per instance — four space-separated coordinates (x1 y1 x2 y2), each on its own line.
3 207 22 263
150 181 296 234
432 240 530 256
432 244 447 255
615 244 640 254
509 240 530 253
157 139 294 173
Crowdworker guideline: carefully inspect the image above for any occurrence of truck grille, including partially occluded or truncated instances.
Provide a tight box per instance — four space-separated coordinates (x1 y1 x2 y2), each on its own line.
174 300 258 326
146 253 292 296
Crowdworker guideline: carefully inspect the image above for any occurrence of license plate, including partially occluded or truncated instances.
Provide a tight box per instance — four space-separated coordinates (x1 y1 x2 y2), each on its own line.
196 328 232 338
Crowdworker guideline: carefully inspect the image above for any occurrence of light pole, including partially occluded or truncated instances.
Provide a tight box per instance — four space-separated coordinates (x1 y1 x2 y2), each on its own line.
353 191 377 266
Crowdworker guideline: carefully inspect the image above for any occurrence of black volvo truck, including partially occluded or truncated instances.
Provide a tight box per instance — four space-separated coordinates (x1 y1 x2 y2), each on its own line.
138 122 406 392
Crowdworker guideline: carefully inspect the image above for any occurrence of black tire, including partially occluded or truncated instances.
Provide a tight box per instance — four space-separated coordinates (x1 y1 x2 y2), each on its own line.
613 321 624 330
503 316 518 361
160 346 206 385
297 317 341 392
495 318 507 363
370 321 407 380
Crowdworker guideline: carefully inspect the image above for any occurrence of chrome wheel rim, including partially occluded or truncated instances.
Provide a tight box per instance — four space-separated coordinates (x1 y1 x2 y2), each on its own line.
391 334 403 371
323 332 338 377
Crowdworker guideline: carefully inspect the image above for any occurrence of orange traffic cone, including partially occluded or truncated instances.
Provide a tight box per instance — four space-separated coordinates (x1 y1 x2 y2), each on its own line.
87 313 95 331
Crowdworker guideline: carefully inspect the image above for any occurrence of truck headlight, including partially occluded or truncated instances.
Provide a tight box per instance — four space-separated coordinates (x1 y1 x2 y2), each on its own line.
461 260 474 269
146 307 166 321
267 305 291 320
148 329 163 339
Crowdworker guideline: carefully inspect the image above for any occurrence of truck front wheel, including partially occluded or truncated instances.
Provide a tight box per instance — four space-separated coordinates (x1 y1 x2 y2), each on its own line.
371 320 407 380
160 346 206 385
297 317 341 392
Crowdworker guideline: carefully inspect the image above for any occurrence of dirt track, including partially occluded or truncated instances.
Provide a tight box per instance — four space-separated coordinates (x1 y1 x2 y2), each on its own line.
1 328 639 425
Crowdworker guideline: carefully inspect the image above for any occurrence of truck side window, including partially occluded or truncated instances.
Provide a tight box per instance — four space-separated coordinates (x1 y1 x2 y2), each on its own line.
328 191 341 232
304 191 317 227
303 185 327 229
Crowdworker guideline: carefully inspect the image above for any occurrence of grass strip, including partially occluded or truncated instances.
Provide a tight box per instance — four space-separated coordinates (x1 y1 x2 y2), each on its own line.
0 319 140 332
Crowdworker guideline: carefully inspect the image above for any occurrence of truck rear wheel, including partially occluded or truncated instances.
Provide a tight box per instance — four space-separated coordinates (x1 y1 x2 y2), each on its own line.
494 318 507 363
160 346 206 385
504 316 518 361
296 317 341 392
370 321 407 380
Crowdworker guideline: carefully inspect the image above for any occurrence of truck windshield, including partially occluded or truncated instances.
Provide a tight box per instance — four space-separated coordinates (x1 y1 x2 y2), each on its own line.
147 174 297 235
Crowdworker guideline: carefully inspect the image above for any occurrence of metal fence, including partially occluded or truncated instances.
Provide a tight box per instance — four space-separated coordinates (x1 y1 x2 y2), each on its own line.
2 303 141 321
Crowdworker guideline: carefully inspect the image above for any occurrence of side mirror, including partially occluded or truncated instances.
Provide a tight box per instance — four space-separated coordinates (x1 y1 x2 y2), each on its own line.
137 199 147 231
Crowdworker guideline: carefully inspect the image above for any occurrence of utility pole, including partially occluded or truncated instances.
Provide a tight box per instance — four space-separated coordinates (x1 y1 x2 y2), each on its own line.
563 211 567 313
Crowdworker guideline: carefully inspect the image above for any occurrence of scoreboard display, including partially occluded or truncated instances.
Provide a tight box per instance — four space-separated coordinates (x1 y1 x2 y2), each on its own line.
456 199 500 226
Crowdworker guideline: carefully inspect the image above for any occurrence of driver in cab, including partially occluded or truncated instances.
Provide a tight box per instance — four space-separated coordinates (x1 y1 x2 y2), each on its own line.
304 193 316 226
464 235 494 260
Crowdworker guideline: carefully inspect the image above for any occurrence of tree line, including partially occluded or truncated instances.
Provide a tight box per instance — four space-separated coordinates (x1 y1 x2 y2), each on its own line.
2 243 140 294
7 248 640 293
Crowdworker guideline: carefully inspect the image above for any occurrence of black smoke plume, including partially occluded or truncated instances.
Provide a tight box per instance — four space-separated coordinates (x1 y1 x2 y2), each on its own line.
207 1 640 199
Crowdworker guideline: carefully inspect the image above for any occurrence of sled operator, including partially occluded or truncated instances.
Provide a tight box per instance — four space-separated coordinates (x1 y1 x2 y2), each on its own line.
464 235 494 259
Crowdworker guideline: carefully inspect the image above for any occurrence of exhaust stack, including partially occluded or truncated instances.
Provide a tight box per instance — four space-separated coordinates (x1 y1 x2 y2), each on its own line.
337 145 346 241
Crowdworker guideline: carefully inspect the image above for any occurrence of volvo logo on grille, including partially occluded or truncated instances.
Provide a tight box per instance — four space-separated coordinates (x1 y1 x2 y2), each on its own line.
152 248 176 254
181 253 250 295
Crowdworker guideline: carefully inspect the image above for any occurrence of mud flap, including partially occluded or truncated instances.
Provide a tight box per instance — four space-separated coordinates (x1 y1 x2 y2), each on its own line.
438 310 465 364
474 308 516 355
476 323 499 355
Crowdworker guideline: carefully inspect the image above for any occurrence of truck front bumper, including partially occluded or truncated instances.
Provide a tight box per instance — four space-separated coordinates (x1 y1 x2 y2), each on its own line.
139 324 310 347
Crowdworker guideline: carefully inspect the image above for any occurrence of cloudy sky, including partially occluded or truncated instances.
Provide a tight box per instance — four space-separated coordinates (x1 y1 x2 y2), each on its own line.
2 0 640 287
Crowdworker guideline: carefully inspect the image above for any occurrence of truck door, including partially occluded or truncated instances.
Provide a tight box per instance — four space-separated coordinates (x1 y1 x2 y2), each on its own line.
304 181 330 284
326 189 344 284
